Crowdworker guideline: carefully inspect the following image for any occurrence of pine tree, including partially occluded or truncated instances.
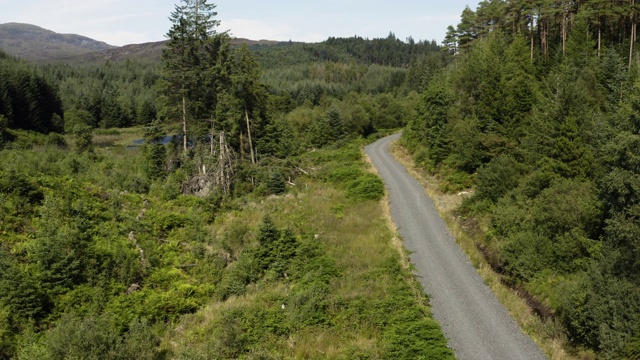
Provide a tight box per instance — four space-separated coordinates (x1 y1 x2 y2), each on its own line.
326 105 345 141
161 0 220 153
142 120 166 180
457 6 478 52
565 17 596 70
442 25 459 56
73 124 93 155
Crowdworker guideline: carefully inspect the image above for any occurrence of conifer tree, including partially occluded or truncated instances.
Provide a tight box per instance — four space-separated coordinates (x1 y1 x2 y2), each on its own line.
327 105 345 141
161 0 220 153
457 6 478 52
142 120 166 180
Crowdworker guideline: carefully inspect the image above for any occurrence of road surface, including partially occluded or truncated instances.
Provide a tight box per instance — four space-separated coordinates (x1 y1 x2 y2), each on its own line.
365 134 546 360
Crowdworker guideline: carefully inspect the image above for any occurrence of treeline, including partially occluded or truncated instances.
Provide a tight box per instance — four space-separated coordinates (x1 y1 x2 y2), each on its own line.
0 49 159 139
2 30 439 142
252 34 443 105
42 60 160 131
251 33 439 69
403 1 640 357
443 0 639 63
323 34 439 67
0 50 63 135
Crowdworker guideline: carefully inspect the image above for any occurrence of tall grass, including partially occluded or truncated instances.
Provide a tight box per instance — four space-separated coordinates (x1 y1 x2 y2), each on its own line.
161 143 453 359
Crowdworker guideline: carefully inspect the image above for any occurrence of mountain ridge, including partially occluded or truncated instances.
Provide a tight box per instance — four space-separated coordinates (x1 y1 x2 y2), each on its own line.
0 22 282 63
0 22 116 61
61 38 282 64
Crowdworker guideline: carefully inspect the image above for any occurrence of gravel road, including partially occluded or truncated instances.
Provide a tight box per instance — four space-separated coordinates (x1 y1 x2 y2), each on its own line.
365 134 546 360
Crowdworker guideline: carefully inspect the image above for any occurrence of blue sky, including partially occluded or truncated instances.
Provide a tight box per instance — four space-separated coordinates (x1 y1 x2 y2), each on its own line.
0 0 474 46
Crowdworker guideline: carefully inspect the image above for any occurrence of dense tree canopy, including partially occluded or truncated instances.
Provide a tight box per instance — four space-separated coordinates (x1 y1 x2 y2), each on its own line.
0 50 63 134
403 1 640 357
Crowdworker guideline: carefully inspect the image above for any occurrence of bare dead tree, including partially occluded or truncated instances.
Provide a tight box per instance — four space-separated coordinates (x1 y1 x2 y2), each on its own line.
214 130 235 195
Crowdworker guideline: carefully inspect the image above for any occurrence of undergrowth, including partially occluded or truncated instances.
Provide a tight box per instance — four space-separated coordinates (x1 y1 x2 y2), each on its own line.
1 138 452 359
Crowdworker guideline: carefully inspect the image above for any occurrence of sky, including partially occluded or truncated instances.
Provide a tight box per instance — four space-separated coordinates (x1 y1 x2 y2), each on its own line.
0 0 475 47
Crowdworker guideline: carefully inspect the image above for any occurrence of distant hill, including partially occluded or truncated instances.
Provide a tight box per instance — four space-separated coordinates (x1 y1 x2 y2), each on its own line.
0 23 116 62
62 40 166 64
64 38 281 64
0 22 282 63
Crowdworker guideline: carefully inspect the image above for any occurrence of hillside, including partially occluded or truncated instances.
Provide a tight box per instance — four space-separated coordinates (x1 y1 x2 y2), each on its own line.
0 21 282 64
0 23 115 62
62 38 281 64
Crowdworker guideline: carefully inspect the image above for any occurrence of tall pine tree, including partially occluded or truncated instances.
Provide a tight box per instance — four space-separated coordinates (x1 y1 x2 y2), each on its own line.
161 0 221 153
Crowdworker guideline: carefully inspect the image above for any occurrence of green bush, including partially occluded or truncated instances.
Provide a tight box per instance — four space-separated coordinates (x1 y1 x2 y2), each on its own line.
73 124 93 154
17 314 160 360
157 170 186 201
94 129 121 136
216 246 265 301
628 337 640 360
265 171 286 195
346 173 385 201
141 144 166 181
475 155 522 202
413 147 436 172
501 232 554 281
440 170 473 193
45 132 67 148
383 318 455 359
327 165 365 185
286 248 337 328
558 267 640 358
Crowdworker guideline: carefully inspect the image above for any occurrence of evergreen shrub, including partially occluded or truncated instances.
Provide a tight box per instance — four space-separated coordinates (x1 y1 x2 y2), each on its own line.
346 173 385 201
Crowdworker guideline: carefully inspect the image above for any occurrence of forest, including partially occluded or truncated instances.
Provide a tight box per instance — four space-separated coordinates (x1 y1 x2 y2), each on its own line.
0 1 455 359
402 0 640 358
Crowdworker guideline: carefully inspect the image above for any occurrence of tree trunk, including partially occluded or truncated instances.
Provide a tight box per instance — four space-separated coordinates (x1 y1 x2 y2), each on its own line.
209 117 214 155
245 107 255 164
598 23 602 58
216 131 234 195
631 0 637 69
542 20 548 58
562 16 567 55
182 94 187 153
530 15 534 60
